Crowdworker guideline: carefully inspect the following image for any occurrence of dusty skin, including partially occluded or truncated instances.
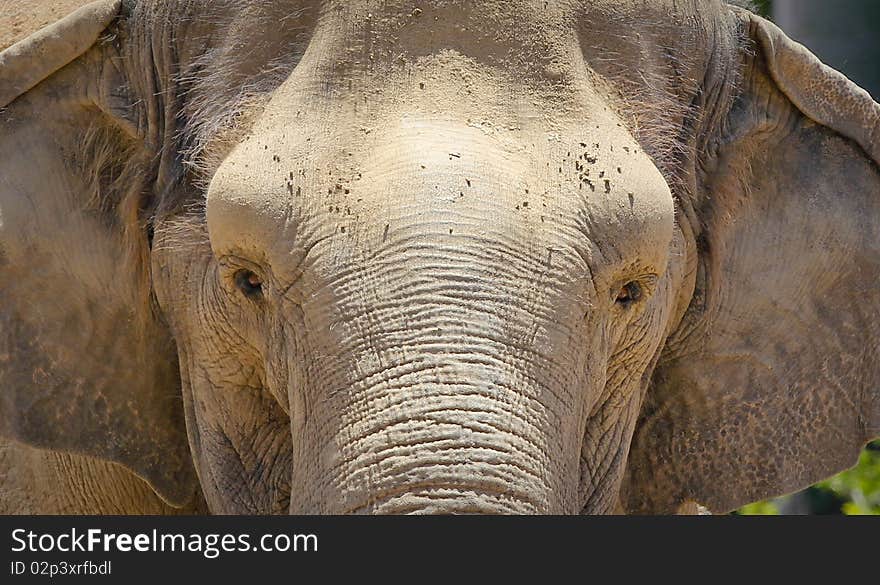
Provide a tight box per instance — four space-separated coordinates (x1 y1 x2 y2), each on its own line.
0 0 205 514
0 1 878 515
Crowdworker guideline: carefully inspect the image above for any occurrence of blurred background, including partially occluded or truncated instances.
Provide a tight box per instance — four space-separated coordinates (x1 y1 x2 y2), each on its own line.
736 0 880 515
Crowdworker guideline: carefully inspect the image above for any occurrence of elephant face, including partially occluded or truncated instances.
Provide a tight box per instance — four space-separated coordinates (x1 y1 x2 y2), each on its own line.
157 46 680 513
1 0 878 514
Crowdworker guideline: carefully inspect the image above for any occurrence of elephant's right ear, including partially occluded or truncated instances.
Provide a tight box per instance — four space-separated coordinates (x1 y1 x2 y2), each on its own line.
0 1 199 506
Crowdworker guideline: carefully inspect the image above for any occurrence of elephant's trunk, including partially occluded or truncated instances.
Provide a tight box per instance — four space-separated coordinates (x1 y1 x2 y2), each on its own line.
289 367 580 515
285 263 591 513
284 235 593 514
330 364 574 513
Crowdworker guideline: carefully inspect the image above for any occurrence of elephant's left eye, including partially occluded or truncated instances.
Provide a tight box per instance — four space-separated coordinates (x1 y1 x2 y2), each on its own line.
234 269 264 298
615 281 643 307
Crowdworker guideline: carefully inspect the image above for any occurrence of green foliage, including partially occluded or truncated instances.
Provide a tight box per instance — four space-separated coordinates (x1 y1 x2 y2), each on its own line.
817 443 880 515
737 500 780 515
736 441 880 515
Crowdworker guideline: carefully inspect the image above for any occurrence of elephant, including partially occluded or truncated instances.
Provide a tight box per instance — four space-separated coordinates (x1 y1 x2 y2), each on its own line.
0 0 877 515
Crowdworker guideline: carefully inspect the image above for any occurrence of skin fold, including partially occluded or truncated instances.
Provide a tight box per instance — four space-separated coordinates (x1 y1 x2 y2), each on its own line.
0 0 877 514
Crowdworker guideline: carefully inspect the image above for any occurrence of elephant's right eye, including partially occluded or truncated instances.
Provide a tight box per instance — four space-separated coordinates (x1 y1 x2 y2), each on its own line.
234 269 264 298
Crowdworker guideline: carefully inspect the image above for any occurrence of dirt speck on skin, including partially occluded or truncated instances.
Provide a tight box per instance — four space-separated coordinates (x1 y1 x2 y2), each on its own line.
0 0 94 50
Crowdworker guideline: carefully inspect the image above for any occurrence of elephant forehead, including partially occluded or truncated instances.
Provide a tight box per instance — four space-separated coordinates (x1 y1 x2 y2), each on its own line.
206 111 673 296
204 2 677 288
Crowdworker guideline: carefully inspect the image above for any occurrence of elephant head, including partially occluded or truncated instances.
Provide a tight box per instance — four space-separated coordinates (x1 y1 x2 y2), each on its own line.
1 0 877 514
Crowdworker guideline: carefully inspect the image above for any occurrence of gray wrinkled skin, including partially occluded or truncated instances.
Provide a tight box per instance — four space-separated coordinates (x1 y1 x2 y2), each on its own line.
0 0 877 514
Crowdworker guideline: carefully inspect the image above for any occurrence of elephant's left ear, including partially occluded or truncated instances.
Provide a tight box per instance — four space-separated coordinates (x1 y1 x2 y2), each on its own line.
623 9 880 513
0 1 199 507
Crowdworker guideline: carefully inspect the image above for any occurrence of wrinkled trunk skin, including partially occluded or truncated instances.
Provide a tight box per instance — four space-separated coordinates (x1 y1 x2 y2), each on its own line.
288 277 587 514
293 374 574 515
